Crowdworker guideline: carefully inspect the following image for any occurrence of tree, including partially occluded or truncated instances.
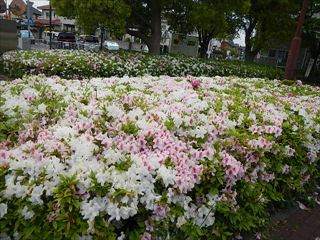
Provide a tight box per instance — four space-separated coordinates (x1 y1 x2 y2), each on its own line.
236 0 300 62
51 0 130 36
52 0 172 54
123 0 166 55
166 0 249 58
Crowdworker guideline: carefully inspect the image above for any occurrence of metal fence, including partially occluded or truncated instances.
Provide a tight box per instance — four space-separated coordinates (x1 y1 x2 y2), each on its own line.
31 39 148 52
31 39 100 51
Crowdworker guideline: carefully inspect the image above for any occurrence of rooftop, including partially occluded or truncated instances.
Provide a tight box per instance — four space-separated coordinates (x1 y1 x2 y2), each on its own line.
37 5 53 11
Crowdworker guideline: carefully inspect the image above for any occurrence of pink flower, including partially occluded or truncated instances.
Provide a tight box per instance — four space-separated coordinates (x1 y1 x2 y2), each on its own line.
0 151 9 161
191 80 201 88
281 164 291 174
141 232 152 240
307 151 317 163
284 145 295 157
153 204 170 220
221 151 245 177
255 232 261 240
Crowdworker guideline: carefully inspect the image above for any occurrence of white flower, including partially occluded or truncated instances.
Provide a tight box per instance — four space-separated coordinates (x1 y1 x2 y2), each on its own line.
53 126 76 139
103 149 123 165
106 105 124 119
157 166 176 187
176 216 187 227
29 185 45 205
117 232 125 240
20 206 35 220
0 203 8 218
3 96 29 116
69 135 97 161
37 103 47 113
127 108 144 121
172 113 183 128
80 197 108 222
248 112 256 121
190 126 207 139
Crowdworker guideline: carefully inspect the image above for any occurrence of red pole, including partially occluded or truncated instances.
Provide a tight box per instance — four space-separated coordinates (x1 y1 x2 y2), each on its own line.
284 0 310 80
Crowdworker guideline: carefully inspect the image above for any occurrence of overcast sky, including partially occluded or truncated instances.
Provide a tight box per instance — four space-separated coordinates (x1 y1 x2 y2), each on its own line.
234 30 245 47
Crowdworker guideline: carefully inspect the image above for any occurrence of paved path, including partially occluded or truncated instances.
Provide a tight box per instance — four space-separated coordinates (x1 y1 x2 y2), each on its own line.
267 205 320 240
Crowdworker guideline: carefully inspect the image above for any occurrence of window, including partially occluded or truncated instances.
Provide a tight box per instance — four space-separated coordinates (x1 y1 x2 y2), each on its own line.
45 12 49 18
268 50 276 58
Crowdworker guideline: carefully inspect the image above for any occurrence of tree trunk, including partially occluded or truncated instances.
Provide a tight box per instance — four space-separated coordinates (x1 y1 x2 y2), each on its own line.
244 18 258 62
199 40 210 58
198 30 212 58
149 0 161 55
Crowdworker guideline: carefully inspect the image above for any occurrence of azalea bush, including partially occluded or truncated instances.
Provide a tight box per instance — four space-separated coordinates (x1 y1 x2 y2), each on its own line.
0 50 283 80
0 75 319 239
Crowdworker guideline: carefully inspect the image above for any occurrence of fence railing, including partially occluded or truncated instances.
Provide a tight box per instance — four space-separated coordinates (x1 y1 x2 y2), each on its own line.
31 39 149 52
32 39 100 51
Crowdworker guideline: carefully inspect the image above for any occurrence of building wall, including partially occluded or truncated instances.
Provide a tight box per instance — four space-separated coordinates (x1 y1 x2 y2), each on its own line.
40 9 75 32
257 47 309 70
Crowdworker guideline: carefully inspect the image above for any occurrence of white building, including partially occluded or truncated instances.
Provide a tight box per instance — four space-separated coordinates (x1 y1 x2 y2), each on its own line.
37 5 75 32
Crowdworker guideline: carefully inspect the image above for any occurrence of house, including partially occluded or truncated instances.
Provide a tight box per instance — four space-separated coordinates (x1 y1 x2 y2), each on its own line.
37 5 75 32
256 46 311 71
2 1 41 24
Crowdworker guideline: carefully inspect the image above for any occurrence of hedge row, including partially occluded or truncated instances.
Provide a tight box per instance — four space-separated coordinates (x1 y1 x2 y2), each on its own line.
1 50 284 79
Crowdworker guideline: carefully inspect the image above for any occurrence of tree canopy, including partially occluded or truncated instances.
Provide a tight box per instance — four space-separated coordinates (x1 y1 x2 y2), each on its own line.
166 0 249 57
235 0 300 62
51 0 130 36
52 0 172 54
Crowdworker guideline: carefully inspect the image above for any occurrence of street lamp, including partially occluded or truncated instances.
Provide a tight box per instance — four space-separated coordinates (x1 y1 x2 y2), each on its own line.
284 0 310 80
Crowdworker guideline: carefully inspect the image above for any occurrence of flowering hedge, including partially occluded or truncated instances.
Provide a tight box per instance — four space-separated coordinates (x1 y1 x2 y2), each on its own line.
0 50 283 80
0 75 319 239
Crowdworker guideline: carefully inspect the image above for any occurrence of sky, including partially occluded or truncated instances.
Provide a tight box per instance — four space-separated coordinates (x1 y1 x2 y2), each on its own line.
6 0 246 46
233 30 246 47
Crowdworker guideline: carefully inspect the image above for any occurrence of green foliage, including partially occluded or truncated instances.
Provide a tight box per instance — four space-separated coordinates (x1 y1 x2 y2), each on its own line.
236 0 300 61
166 0 250 57
1 50 284 80
121 121 139 135
51 0 130 36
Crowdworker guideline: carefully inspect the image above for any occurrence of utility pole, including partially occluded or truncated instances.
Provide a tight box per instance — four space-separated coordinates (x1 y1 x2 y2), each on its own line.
27 0 30 38
284 0 310 80
100 27 104 50
49 0 52 49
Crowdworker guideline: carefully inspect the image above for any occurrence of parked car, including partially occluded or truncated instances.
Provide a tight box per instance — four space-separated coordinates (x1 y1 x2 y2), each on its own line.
78 35 99 44
103 41 119 51
56 32 76 49
77 35 100 51
57 32 76 42
18 30 35 44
